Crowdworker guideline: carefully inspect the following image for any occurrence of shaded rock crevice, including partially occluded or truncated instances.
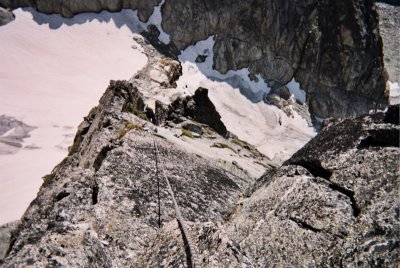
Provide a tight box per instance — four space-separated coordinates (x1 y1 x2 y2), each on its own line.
287 159 360 217
289 159 332 180
91 184 99 205
93 145 115 172
289 217 322 233
54 191 70 203
357 128 400 149
327 183 360 217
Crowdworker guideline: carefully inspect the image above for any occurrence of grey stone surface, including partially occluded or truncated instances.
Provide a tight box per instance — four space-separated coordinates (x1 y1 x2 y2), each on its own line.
2 76 398 266
0 3 398 265
224 106 399 267
1 79 253 267
0 221 19 262
0 7 14 26
377 2 400 84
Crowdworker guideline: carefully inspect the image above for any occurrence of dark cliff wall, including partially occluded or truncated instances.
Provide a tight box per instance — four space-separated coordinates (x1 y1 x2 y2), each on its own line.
162 0 388 118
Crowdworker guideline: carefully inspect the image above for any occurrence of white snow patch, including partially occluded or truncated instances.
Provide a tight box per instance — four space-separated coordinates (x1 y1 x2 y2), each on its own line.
0 8 147 224
286 78 307 104
388 81 400 105
178 36 271 100
208 85 315 162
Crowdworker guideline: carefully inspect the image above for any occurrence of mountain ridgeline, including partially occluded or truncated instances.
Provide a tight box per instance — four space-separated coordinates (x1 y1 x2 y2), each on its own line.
0 0 399 267
1 77 398 266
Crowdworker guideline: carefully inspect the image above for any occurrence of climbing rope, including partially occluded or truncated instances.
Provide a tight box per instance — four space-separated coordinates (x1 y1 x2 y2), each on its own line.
154 142 162 228
153 140 197 268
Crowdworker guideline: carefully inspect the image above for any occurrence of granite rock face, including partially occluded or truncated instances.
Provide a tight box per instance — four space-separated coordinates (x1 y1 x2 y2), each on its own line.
1 80 253 267
377 2 400 84
0 1 398 266
224 105 399 267
0 221 19 261
2 78 398 266
0 7 13 26
162 0 388 118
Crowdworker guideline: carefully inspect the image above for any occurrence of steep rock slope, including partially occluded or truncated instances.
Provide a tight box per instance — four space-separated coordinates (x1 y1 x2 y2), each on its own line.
1 79 254 267
0 8 148 225
223 105 399 266
1 0 389 118
2 81 398 266
127 106 399 267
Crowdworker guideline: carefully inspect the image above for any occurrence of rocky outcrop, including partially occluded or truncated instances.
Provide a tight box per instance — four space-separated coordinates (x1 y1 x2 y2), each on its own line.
161 0 388 118
1 2 398 266
2 80 398 266
0 221 18 261
0 7 13 26
224 105 399 266
0 0 161 21
164 87 228 137
1 80 253 267
0 115 36 155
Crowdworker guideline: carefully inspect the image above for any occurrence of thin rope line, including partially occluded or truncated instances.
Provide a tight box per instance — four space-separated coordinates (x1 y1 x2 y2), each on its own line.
154 140 197 267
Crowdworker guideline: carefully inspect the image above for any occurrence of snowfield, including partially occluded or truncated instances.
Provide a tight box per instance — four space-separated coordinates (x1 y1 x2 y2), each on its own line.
0 8 147 224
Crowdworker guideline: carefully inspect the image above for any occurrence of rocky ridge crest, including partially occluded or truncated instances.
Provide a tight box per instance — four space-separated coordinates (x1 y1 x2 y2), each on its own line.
1 38 398 265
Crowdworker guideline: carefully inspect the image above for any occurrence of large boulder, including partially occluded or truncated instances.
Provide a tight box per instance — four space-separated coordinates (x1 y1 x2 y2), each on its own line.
165 87 228 137
224 105 400 266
